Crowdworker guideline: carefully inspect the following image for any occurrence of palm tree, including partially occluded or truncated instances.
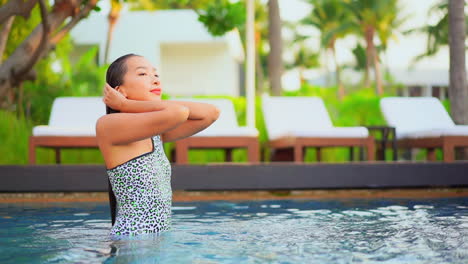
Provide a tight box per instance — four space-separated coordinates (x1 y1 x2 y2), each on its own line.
302 0 353 98
407 0 467 126
347 0 400 95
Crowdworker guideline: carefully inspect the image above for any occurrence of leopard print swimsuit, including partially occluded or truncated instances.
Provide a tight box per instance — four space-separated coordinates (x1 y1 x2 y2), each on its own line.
106 135 172 237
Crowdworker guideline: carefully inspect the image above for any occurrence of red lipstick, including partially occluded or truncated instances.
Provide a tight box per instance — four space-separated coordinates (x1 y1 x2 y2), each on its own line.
150 88 162 95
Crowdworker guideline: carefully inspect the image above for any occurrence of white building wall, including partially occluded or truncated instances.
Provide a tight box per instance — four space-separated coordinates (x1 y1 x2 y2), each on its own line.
160 43 239 96
70 10 244 96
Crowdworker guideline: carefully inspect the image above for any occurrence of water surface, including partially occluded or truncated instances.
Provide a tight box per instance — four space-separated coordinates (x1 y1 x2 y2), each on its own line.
1 198 467 263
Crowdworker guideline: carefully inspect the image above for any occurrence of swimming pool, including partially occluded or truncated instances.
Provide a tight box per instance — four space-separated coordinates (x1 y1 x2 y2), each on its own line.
1 198 467 263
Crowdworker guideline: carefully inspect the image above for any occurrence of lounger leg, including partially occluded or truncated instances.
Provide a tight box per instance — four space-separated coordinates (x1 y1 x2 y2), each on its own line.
294 145 303 163
247 140 260 163
170 148 175 163
427 148 437 161
366 138 375 161
316 147 322 162
225 148 233 162
55 148 61 164
28 137 36 165
271 148 293 161
443 138 455 162
175 140 189 164
349 147 354 161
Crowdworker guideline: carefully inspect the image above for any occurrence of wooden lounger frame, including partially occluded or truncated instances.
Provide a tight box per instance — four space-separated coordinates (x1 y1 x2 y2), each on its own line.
267 136 375 162
28 136 98 164
174 136 260 164
397 136 468 162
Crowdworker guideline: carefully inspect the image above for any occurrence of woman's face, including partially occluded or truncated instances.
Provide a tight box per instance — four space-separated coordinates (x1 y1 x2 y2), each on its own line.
118 56 162 101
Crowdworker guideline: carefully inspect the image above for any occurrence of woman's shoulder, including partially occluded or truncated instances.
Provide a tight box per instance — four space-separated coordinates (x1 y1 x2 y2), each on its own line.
95 114 118 137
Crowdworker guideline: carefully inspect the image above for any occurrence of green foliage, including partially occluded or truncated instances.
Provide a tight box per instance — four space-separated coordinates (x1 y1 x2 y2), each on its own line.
0 109 104 165
1 42 106 164
22 43 106 124
196 0 245 36
129 0 212 10
0 111 32 164
350 43 367 71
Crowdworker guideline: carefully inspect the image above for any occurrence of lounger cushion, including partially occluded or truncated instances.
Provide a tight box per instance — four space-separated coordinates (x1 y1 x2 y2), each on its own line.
33 126 96 136
401 125 468 139
262 96 368 140
380 97 457 139
32 97 105 137
195 127 258 137
174 98 259 137
275 127 369 139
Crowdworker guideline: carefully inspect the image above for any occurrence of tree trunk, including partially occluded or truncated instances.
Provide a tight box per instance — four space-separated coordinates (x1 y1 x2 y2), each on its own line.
0 0 97 100
373 43 383 95
0 16 15 63
323 50 331 86
364 26 383 95
331 42 344 99
267 0 283 96
364 26 373 88
448 0 468 125
0 0 38 25
104 1 121 63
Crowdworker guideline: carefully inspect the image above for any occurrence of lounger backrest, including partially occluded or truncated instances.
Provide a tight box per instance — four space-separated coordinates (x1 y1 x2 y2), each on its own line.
262 96 333 138
49 97 106 128
174 98 239 129
380 97 455 132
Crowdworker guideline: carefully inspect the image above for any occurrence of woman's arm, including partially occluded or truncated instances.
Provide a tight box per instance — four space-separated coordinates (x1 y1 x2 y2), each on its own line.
161 101 220 142
101 84 219 142
97 85 189 145
103 84 211 119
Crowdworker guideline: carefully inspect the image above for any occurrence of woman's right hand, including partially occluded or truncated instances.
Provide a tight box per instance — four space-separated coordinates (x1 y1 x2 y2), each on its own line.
103 83 126 111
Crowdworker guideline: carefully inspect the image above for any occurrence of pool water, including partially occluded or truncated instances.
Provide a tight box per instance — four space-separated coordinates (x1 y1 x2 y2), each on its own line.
1 198 467 263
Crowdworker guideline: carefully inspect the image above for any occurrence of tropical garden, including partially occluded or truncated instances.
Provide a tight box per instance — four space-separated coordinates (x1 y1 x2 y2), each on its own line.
0 0 466 164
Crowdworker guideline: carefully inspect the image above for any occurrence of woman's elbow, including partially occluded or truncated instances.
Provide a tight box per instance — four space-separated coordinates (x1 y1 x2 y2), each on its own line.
210 105 220 123
173 104 190 124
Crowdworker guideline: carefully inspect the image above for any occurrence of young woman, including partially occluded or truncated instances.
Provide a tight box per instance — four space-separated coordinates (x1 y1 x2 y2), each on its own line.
96 54 219 237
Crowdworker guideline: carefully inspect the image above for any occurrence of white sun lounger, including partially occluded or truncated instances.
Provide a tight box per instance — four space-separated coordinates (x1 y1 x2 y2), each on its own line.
29 97 105 164
173 98 259 164
262 96 374 162
380 97 468 162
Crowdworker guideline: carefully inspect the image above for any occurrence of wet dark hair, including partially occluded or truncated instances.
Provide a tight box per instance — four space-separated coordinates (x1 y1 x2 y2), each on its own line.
105 53 141 114
105 53 141 226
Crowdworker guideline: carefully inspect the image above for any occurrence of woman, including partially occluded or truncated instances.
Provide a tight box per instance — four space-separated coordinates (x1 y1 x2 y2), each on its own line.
96 54 219 236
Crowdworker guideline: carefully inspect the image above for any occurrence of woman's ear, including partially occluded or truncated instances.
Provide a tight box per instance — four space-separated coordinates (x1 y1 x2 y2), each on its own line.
115 86 128 98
